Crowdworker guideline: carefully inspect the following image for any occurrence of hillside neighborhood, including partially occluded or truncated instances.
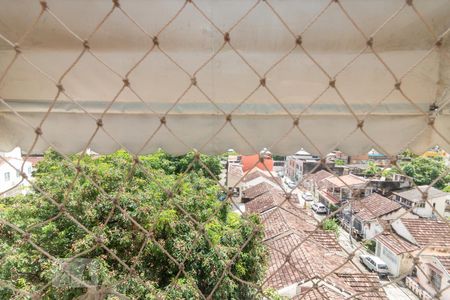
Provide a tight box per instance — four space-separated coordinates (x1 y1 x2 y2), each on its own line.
225 148 450 299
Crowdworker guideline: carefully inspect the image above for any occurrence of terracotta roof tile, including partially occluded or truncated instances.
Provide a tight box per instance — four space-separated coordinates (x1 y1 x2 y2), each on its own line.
436 256 450 274
245 190 284 214
295 286 346 300
324 174 367 188
334 273 389 300
242 181 278 199
352 193 402 221
400 218 450 247
375 232 418 255
304 170 333 186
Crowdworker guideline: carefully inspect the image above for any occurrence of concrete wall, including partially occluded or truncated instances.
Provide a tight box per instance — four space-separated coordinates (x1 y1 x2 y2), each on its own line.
416 256 450 300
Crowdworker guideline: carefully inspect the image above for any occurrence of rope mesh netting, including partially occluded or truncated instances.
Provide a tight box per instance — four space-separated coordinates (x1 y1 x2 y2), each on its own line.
0 0 449 299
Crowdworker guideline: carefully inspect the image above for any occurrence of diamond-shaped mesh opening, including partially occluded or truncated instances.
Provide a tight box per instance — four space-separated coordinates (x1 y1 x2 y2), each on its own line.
1 0 450 299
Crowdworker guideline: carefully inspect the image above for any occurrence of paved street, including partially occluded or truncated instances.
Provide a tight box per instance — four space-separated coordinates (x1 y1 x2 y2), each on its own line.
311 210 419 300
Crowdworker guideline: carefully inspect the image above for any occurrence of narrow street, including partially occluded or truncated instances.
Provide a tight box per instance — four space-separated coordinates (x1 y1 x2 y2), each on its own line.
309 213 419 300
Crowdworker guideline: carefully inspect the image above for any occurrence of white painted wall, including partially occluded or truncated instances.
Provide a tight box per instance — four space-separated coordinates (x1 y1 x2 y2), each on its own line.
416 256 450 300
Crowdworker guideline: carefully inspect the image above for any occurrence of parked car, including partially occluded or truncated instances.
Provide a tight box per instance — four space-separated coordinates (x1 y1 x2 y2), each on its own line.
359 255 389 277
302 192 313 201
311 203 327 214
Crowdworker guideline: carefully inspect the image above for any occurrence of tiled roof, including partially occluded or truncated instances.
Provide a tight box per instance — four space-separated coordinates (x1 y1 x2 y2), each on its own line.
436 256 450 275
260 208 290 240
241 154 273 172
245 190 284 214
294 285 346 300
324 174 367 188
242 169 282 186
400 218 450 247
375 232 418 255
227 163 243 186
352 193 402 221
392 185 449 202
304 170 333 185
333 273 389 300
242 181 277 199
264 232 356 290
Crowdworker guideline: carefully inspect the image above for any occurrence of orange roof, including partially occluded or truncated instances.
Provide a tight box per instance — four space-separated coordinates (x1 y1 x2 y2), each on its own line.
241 154 273 172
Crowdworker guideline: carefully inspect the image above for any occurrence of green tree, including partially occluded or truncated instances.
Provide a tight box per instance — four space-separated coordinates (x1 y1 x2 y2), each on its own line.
364 161 381 177
0 150 266 299
401 156 450 190
322 218 339 237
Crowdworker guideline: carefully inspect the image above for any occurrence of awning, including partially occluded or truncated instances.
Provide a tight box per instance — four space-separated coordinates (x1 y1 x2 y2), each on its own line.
0 0 449 155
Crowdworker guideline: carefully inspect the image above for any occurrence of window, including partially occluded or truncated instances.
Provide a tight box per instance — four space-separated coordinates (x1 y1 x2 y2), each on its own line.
416 202 425 208
4 172 10 182
430 269 442 291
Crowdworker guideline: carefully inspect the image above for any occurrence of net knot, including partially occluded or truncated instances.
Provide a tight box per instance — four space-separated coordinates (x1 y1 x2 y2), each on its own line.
329 79 336 88
366 37 373 47
226 114 232 122
224 32 230 42
96 119 103 127
260 78 266 87
14 44 21 53
112 0 120 7
160 116 166 124
394 81 401 90
83 40 90 49
191 77 197 86
152 36 159 46
40 1 48 10
296 36 302 46
35 127 43 136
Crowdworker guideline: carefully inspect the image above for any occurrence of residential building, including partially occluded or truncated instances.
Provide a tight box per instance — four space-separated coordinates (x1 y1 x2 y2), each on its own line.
302 170 333 201
241 151 273 172
226 163 243 203
241 169 282 189
369 173 413 197
256 199 387 299
0 147 34 197
318 174 372 210
340 193 408 240
285 149 320 184
391 186 450 219
406 255 450 300
375 218 450 277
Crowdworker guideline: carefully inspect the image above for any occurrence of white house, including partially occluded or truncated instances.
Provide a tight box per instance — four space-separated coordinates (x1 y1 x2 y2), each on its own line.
406 255 450 300
341 193 409 240
391 186 450 219
375 218 450 277
0 147 34 197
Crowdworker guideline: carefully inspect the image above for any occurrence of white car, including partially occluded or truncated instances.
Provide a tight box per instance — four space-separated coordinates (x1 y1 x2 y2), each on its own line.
311 203 327 214
360 255 389 277
302 192 313 201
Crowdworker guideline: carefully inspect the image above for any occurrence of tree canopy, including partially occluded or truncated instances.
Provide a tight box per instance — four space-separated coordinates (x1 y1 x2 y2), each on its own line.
401 156 450 190
0 150 267 299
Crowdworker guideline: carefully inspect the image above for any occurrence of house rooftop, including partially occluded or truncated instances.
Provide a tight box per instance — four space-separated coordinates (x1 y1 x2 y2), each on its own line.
352 193 402 221
241 169 282 186
324 174 367 188
304 170 333 185
241 181 278 199
436 256 450 275
392 185 449 202
375 232 419 255
400 218 450 248
245 191 285 214
227 163 243 186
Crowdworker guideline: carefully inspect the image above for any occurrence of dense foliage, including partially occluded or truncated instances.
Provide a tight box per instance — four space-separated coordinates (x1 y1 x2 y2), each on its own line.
401 156 450 190
0 150 267 299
